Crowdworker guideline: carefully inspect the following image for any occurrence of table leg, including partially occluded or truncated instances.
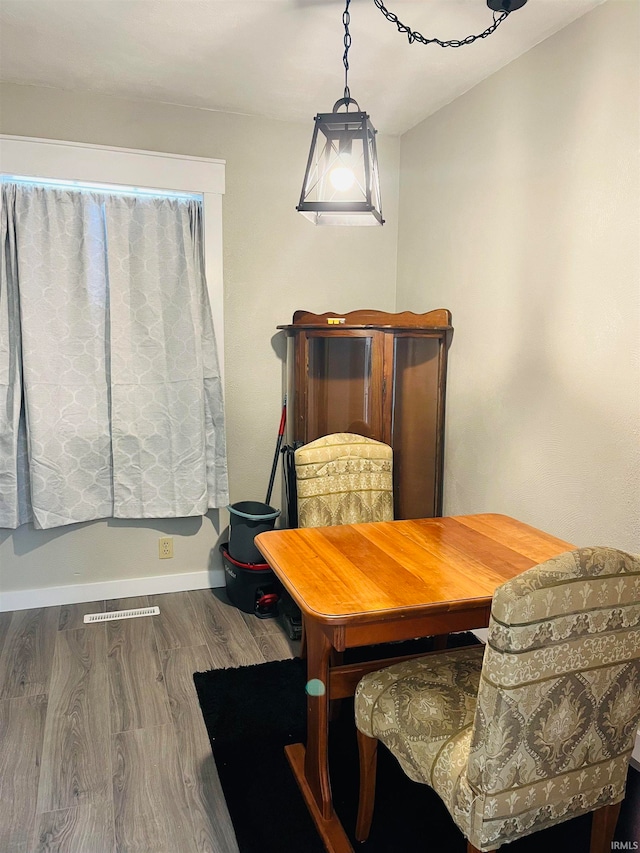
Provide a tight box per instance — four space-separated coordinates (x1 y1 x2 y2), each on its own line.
284 621 355 852
303 621 334 819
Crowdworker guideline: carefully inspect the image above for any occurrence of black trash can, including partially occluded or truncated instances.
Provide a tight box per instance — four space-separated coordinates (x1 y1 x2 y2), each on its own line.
227 501 280 564
221 544 279 618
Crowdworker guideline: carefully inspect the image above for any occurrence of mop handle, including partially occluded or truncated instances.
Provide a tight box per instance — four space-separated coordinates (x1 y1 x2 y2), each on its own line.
265 396 287 506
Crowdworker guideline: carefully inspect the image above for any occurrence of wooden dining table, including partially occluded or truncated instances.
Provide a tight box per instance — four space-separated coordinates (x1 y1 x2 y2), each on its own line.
255 513 574 853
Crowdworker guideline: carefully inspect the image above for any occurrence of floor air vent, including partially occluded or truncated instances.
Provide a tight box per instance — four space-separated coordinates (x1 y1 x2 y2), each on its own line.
83 606 160 624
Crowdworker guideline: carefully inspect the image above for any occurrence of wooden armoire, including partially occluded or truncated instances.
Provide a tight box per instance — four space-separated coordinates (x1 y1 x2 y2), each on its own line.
278 309 453 519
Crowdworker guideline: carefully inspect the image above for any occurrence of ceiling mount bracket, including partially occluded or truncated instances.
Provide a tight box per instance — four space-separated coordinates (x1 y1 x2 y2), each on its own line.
487 0 528 12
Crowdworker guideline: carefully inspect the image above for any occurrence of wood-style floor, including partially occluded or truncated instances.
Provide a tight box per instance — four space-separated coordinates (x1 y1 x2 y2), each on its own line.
0 590 299 853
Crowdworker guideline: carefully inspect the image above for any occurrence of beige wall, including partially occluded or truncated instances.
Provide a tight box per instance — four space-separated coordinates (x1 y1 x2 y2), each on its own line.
0 84 400 597
2 0 638 602
397 0 640 551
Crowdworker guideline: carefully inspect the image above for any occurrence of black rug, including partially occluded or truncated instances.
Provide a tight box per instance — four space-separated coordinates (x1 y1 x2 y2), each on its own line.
194 639 640 853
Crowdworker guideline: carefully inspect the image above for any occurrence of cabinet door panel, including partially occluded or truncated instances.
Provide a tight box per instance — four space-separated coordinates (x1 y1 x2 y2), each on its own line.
283 312 451 523
302 331 384 443
392 335 445 519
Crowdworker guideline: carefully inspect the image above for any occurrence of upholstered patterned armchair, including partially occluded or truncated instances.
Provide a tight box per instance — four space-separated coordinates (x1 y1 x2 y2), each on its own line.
354 547 640 852
295 433 393 528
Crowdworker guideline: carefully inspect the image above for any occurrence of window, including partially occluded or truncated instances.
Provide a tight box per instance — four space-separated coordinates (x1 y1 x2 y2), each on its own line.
0 136 228 529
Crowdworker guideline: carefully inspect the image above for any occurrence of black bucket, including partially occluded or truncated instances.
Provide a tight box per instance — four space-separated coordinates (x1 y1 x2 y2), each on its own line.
220 544 279 618
227 501 280 564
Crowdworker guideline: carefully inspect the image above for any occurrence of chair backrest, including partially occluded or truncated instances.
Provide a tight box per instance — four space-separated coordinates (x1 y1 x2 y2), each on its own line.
295 433 393 528
467 547 640 845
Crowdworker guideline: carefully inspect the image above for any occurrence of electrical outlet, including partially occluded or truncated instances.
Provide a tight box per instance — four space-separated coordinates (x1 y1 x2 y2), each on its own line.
158 537 173 559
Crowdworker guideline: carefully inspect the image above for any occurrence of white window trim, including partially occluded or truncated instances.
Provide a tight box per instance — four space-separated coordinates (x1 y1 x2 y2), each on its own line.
0 134 226 383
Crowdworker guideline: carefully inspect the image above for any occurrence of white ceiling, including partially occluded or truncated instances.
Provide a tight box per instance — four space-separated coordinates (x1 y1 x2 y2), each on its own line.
0 0 605 135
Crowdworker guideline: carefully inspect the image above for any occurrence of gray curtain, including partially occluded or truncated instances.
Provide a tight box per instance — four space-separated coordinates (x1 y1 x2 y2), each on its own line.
0 182 229 529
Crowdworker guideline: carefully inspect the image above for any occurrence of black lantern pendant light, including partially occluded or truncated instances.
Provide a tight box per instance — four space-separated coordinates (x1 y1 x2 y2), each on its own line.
297 0 528 226
297 0 383 226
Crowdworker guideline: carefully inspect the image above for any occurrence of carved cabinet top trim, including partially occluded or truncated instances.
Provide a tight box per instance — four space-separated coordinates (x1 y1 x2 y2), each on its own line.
277 308 452 331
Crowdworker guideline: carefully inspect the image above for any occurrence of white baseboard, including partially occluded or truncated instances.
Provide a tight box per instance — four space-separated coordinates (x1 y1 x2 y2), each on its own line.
0 569 225 612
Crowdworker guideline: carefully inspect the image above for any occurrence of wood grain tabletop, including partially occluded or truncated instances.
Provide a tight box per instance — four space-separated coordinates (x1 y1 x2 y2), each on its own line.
255 513 574 623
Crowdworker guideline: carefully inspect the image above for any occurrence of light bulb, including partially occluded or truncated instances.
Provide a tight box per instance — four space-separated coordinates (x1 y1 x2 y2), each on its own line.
330 166 355 192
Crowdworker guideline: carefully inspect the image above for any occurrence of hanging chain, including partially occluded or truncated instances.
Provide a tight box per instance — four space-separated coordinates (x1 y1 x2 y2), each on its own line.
372 0 509 48
343 0 352 100
340 0 509 110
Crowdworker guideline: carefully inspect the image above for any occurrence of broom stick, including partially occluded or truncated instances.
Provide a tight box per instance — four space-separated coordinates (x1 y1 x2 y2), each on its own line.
265 396 287 506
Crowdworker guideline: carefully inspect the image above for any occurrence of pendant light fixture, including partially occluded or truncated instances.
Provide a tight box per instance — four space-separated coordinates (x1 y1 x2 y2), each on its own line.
297 0 528 226
297 0 383 226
